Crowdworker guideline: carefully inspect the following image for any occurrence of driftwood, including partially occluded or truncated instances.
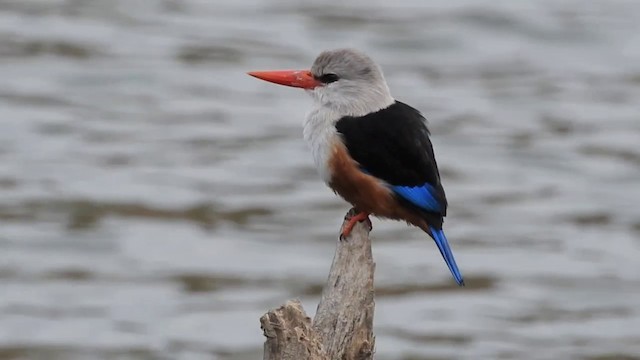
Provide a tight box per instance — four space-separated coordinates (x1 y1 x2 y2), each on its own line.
260 208 376 360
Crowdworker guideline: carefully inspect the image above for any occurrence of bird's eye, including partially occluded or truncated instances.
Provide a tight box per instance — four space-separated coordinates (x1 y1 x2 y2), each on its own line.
317 73 339 84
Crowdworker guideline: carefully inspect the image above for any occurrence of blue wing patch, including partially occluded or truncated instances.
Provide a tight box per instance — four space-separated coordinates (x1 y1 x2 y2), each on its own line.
391 183 441 212
359 167 441 212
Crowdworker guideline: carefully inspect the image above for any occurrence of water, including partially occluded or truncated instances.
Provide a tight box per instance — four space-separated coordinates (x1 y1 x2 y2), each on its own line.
1 0 640 359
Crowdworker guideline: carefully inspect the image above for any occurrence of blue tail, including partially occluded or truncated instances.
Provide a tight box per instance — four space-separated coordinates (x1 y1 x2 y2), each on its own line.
430 227 465 286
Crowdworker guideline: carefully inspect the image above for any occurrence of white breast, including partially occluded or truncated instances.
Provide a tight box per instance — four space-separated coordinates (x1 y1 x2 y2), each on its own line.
303 107 341 183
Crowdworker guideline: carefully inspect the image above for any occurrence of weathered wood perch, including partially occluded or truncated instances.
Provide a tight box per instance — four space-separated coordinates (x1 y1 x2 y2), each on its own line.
260 208 376 360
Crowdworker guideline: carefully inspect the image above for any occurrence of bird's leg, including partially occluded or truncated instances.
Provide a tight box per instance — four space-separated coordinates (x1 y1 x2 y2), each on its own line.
340 207 371 240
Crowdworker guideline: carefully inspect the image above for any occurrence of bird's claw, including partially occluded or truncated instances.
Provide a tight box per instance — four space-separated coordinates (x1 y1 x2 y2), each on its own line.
339 208 371 241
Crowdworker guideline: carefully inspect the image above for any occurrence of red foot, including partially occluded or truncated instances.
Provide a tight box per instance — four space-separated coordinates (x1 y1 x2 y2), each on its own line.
340 211 371 240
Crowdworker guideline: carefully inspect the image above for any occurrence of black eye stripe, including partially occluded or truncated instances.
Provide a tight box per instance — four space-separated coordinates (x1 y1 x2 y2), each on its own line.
317 73 339 84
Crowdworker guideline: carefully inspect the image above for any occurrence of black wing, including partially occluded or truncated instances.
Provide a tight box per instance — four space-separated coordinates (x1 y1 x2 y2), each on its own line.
335 101 448 216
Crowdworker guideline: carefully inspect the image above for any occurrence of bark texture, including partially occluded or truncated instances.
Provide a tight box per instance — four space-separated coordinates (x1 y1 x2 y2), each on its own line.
261 209 375 360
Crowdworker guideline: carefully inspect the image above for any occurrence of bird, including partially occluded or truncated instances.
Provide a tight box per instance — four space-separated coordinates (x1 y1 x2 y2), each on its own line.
247 48 464 286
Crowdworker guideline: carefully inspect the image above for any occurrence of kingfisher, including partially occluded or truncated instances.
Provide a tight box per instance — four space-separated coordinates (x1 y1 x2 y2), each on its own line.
248 49 464 286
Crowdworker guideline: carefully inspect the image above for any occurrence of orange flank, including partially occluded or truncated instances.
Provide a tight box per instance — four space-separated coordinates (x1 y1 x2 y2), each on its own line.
327 141 431 233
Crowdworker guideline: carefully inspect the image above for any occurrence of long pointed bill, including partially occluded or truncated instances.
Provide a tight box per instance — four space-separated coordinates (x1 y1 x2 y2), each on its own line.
247 70 320 89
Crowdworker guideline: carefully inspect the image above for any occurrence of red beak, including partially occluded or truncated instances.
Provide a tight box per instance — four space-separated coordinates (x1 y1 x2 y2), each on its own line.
247 70 321 90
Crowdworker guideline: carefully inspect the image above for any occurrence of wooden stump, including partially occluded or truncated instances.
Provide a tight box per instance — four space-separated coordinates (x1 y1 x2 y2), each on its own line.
261 209 376 360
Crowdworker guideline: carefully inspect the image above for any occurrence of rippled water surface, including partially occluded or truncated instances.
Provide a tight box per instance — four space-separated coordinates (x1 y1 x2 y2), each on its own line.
1 0 640 359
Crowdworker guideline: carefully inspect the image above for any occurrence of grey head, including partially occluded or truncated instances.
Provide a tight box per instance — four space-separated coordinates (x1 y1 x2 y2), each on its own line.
308 48 395 117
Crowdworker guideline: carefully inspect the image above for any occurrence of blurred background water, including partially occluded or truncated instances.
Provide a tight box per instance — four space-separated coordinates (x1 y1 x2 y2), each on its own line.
1 0 639 359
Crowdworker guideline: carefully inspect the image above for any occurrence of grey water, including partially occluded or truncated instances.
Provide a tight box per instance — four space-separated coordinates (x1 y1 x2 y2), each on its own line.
1 0 640 359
